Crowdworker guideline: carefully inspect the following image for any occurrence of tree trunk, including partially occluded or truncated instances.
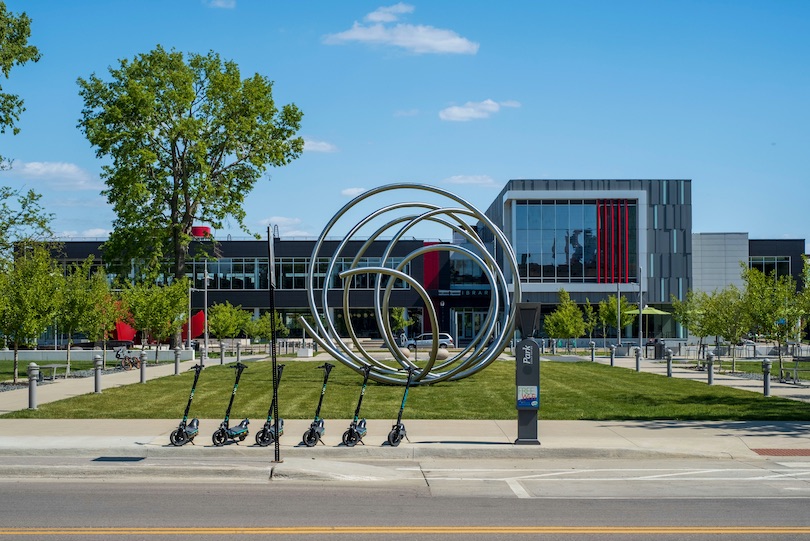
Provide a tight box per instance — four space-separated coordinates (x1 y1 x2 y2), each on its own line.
12 343 19 384
65 335 72 377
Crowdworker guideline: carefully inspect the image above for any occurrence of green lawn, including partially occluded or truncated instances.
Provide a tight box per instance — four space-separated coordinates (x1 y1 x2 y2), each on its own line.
3 359 809 421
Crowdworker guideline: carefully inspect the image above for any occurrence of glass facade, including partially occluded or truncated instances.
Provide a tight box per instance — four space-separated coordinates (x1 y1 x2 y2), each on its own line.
514 199 637 283
188 257 410 291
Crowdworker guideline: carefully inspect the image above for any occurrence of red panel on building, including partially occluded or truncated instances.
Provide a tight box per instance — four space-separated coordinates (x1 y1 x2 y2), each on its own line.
423 242 440 290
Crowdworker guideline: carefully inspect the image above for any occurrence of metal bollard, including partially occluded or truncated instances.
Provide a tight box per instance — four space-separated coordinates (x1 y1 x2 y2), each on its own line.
236 342 241 364
762 359 772 396
707 353 715 385
540 339 545 355
609 344 615 367
27 362 39 410
94 355 103 393
589 341 596 362
665 348 673 378
140 352 147 383
174 347 181 375
551 340 557 355
634 347 641 372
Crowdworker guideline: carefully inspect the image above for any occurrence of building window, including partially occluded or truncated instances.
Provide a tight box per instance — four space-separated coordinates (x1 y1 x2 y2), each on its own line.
749 256 791 278
514 199 637 284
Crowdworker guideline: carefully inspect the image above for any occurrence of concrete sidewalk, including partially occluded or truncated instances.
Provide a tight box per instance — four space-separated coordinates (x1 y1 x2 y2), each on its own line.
0 351 808 472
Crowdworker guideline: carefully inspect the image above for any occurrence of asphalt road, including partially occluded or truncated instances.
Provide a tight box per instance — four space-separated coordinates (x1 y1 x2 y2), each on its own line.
2 456 810 540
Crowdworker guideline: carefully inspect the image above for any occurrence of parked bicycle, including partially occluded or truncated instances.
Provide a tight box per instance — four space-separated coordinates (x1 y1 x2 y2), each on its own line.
115 347 141 370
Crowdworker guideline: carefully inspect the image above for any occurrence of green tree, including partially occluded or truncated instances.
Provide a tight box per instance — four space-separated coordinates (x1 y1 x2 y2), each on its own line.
207 301 249 359
0 188 53 264
672 289 711 357
711 285 750 372
599 295 637 344
582 298 597 341
389 306 415 347
543 289 585 353
77 45 304 283
246 311 289 351
54 257 102 374
82 271 127 368
124 279 189 363
799 255 810 342
743 265 801 373
0 245 60 382
0 1 41 168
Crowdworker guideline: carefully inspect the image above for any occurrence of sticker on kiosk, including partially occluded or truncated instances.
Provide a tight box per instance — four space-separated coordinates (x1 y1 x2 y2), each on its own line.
517 385 539 409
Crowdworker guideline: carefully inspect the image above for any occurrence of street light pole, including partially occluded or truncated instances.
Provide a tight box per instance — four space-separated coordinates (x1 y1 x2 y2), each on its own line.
638 265 643 358
187 282 192 350
203 259 209 367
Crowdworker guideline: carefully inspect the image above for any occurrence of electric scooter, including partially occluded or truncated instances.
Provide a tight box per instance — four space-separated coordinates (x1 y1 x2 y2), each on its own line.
255 363 285 446
212 362 250 446
169 364 204 446
302 363 334 447
342 365 372 447
387 366 415 447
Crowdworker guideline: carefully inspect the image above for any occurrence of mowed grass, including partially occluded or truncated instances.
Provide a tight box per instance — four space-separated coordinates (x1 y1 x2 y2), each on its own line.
3 359 810 421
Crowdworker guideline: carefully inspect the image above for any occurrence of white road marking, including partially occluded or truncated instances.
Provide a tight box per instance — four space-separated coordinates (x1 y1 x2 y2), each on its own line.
506 479 532 499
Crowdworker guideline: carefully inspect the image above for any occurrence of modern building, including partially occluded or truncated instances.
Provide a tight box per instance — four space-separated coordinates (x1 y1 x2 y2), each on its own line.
692 233 806 293
53 179 805 347
484 179 692 340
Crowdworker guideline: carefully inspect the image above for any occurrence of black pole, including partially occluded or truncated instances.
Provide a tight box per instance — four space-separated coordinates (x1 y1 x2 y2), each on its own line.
268 227 281 463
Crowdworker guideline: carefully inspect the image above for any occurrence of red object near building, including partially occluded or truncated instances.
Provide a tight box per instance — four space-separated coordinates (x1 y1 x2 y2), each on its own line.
191 226 211 238
182 310 206 341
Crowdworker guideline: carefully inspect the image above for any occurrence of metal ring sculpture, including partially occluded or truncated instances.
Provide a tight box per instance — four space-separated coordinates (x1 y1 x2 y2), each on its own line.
298 183 521 385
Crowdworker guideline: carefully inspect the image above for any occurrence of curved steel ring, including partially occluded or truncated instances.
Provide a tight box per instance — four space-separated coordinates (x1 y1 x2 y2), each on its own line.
298 183 521 384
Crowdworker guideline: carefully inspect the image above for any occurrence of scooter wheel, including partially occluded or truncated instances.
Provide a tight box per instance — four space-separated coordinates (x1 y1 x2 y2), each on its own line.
387 429 403 447
169 429 186 447
302 429 319 447
212 428 227 447
342 429 359 447
255 428 274 446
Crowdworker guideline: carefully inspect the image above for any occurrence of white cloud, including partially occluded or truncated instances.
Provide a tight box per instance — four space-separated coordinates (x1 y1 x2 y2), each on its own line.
439 99 521 122
3 161 102 191
443 175 500 188
341 187 367 197
259 216 311 237
205 0 236 8
56 228 110 239
304 138 338 153
366 3 414 23
323 5 478 55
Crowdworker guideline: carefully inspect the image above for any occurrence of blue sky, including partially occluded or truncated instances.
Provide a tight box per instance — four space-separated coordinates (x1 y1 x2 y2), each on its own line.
1 1 808 249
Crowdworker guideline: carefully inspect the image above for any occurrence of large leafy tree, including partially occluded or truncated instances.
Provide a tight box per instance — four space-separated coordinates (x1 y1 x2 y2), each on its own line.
0 1 40 168
0 4 49 262
77 45 304 282
0 187 52 263
0 245 60 382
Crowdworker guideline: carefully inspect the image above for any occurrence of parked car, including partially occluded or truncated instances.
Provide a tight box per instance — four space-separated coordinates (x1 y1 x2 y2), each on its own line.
405 333 454 351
